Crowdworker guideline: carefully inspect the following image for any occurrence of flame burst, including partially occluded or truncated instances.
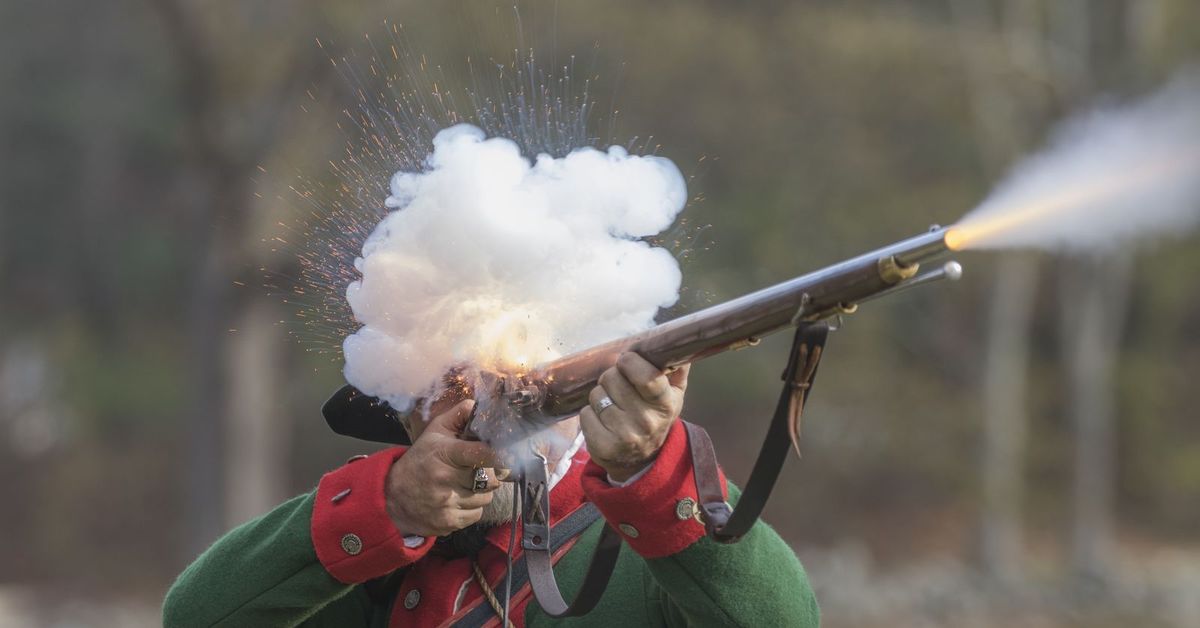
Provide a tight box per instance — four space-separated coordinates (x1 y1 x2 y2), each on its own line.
472 307 562 375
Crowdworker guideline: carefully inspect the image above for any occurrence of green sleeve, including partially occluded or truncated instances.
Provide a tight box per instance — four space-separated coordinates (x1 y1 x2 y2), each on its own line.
162 492 373 628
646 485 820 628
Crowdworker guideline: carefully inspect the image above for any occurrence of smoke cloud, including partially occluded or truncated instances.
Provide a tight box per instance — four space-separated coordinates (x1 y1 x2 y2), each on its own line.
951 71 1200 251
342 124 686 411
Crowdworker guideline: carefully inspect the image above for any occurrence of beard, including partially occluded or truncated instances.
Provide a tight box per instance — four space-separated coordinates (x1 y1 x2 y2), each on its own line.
480 480 516 525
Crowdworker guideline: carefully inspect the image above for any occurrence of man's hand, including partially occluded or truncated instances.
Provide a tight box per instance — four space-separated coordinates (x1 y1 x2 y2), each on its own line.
385 399 501 537
581 352 690 483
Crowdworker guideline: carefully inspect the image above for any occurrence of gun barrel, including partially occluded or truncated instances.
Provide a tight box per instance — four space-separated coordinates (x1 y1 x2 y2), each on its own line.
533 226 955 416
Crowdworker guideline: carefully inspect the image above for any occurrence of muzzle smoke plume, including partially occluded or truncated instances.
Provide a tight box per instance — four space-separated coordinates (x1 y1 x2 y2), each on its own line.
342 124 686 411
948 71 1200 251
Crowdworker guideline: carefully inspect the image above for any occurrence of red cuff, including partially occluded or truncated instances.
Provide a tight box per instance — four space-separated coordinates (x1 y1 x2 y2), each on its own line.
581 419 727 558
311 447 434 584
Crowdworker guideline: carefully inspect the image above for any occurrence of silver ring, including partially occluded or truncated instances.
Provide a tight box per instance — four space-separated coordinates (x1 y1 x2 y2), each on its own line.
596 396 615 413
472 467 490 493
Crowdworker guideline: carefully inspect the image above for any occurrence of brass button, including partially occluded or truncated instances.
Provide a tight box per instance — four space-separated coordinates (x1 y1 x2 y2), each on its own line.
675 497 697 521
403 588 421 610
340 533 363 555
618 523 639 538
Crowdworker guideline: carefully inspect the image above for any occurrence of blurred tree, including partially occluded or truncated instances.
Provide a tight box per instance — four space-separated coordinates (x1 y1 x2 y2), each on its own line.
1048 0 1132 585
145 0 333 552
1060 256 1133 582
949 0 1048 583
951 0 1174 586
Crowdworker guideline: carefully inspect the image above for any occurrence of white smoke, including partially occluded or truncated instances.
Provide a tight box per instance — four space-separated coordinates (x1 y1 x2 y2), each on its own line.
954 70 1200 251
342 124 686 411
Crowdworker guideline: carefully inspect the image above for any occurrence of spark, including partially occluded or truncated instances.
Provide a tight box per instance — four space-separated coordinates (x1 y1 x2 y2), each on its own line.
264 18 710 364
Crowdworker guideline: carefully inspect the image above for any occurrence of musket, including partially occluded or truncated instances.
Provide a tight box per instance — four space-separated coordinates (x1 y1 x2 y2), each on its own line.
323 224 963 620
323 225 962 449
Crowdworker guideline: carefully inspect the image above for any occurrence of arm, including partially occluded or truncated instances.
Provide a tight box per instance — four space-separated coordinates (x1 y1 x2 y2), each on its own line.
162 448 433 627
578 353 819 627
650 490 818 628
162 400 501 627
582 421 819 628
162 490 365 627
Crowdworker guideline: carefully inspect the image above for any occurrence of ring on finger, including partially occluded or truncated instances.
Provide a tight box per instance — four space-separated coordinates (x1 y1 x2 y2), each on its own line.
471 466 491 493
596 395 615 414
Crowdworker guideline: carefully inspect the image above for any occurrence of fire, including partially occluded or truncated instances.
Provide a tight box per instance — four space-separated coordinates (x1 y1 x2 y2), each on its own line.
475 307 560 373
944 227 967 251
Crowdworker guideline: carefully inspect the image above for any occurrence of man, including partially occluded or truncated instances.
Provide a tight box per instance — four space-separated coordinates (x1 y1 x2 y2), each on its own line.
163 353 820 627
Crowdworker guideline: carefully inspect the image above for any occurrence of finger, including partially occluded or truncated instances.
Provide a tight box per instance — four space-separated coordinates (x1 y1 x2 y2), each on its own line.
579 406 619 453
456 466 502 492
666 363 690 393
580 405 619 438
598 368 646 415
440 438 498 469
615 352 672 405
455 507 483 530
589 381 623 415
590 393 633 434
453 488 495 510
426 399 476 437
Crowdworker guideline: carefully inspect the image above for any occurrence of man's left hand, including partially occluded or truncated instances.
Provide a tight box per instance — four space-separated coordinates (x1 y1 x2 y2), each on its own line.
581 352 690 483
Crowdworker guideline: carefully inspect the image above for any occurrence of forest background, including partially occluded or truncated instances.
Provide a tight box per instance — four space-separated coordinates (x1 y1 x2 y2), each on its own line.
2 1 1198 626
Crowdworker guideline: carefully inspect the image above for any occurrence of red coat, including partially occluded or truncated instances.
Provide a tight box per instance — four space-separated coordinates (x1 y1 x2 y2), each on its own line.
163 419 820 627
311 420 724 626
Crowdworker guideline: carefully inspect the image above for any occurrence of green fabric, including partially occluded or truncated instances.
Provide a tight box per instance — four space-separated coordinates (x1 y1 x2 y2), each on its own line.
163 485 819 628
523 485 820 628
162 493 373 628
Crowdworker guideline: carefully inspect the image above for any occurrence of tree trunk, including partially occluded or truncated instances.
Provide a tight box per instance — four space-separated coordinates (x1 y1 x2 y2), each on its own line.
979 254 1038 582
148 0 327 558
1049 0 1136 586
224 296 288 526
1060 255 1133 583
184 218 231 554
949 0 1043 582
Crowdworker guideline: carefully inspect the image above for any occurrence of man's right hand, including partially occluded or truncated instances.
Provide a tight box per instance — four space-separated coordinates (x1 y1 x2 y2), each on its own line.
385 399 501 537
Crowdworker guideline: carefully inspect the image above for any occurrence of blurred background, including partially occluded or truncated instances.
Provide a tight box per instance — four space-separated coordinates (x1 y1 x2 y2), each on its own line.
2 1 1198 626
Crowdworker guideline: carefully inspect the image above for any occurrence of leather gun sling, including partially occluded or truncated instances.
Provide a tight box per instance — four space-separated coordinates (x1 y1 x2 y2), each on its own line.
518 322 830 616
450 502 604 627
517 458 623 618
342 323 829 622
684 323 829 542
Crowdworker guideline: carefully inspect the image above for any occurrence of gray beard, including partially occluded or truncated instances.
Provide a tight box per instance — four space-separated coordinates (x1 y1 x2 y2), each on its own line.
479 481 517 525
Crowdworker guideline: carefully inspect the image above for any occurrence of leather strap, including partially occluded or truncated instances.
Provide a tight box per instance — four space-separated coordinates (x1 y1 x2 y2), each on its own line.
685 323 829 543
519 322 828 616
518 456 623 618
450 502 604 627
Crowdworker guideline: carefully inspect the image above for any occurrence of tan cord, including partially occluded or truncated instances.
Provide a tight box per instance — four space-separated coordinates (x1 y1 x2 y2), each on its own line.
471 560 516 628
